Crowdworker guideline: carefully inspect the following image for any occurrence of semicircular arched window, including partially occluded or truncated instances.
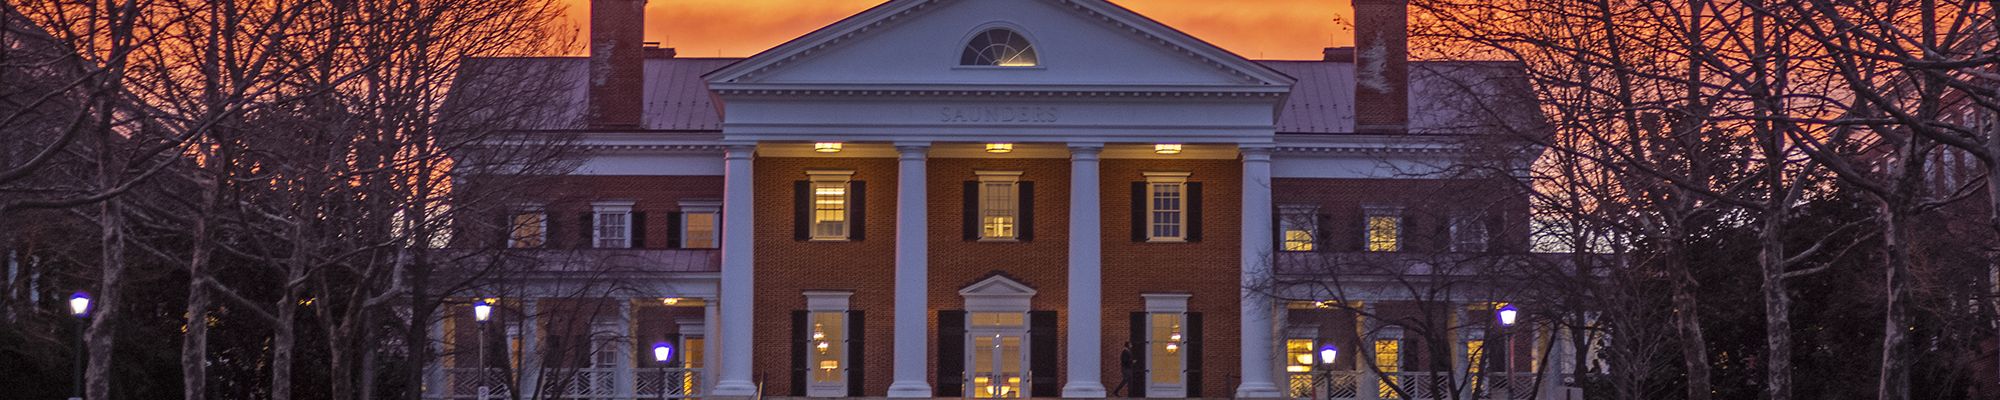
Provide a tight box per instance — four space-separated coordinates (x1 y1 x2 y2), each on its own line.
960 29 1039 67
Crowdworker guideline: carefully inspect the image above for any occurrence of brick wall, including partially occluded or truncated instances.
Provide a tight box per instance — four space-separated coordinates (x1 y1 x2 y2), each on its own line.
533 175 725 249
1272 178 1531 253
1098 158 1243 398
752 157 899 396
925 157 1074 392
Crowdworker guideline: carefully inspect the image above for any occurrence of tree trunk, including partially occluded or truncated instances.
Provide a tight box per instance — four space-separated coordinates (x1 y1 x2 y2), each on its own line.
1877 200 1914 400
1758 217 1792 400
1667 253 1711 400
85 198 125 400
274 286 298 400
182 180 215 400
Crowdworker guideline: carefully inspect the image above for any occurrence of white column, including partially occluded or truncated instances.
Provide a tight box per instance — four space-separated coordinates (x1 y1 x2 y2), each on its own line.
425 308 446 400
615 299 636 399
519 299 542 397
1063 144 1108 398
1236 145 1284 398
703 298 722 393
712 145 759 397
888 143 935 397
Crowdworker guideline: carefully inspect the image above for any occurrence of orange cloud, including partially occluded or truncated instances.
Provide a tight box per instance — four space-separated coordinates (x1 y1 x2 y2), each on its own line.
559 0 1352 60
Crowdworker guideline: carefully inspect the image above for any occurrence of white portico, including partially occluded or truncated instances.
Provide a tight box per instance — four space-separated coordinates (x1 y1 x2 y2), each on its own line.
698 0 1295 398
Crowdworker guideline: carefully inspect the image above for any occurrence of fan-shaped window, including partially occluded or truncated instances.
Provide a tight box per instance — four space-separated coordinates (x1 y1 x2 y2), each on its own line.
960 29 1039 67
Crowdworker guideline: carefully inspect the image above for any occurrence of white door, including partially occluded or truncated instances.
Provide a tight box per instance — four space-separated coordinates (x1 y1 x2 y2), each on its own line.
969 333 1027 399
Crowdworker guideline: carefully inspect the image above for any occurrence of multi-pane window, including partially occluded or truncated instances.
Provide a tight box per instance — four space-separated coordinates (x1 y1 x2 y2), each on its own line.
981 181 1019 240
1465 339 1486 393
684 212 718 248
596 212 630 248
812 182 849 240
1150 183 1184 240
809 312 846 384
1365 209 1402 252
1149 313 1185 385
509 211 547 248
1375 339 1403 399
960 28 1039 67
1279 205 1318 252
1450 214 1488 253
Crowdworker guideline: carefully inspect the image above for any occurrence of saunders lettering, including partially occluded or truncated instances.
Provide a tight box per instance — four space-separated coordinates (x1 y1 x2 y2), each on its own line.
939 106 1059 123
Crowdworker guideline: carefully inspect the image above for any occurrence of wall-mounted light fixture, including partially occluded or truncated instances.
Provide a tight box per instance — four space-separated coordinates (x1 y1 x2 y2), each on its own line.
986 143 1014 153
814 142 843 153
1154 144 1183 155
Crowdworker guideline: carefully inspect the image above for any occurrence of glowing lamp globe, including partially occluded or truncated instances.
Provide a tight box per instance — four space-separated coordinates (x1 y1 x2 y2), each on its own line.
1318 344 1338 364
1497 303 1519 326
473 299 493 322
69 291 91 317
653 342 673 364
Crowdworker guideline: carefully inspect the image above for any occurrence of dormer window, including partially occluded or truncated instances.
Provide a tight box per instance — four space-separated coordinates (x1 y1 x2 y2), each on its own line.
960 29 1038 67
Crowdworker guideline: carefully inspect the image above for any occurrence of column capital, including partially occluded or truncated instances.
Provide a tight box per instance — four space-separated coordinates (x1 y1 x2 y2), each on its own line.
895 142 931 160
1238 144 1275 161
1069 143 1104 159
723 144 757 159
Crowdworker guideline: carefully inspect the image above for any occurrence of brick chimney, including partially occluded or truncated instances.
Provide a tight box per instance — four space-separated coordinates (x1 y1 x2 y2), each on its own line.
1352 0 1409 134
588 0 646 128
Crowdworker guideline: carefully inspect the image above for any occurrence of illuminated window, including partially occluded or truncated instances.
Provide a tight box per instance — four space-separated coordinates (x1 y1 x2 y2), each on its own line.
684 212 717 248
808 171 854 241
1279 205 1318 252
1141 293 1191 397
1375 339 1402 399
802 291 851 397
509 210 547 248
1146 172 1191 242
978 172 1023 240
594 202 634 248
1465 339 1485 393
680 201 720 249
1450 213 1488 252
1286 339 1316 398
1365 208 1401 252
961 29 1038 67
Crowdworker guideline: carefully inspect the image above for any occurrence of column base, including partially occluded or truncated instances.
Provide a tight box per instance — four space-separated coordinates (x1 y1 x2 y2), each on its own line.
711 380 759 397
1062 382 1106 398
1235 382 1285 399
886 381 933 397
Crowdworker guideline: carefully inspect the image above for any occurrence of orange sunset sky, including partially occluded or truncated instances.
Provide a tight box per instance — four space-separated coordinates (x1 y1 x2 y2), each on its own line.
555 0 1355 60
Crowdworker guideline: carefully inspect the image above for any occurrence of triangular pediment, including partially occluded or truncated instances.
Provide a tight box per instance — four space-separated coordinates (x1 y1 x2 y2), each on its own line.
960 274 1037 297
705 0 1295 89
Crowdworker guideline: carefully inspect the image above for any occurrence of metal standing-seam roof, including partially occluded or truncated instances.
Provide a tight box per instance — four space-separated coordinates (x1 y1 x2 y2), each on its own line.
453 57 1543 136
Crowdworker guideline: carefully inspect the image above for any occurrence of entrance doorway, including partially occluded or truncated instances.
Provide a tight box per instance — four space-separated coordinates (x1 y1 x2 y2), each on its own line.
968 329 1028 398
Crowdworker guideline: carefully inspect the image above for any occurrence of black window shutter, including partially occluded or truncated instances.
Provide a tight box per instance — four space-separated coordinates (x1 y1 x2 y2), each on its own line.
1131 182 1147 242
794 181 811 241
963 181 980 241
1316 213 1334 252
791 310 808 396
631 211 648 248
494 213 511 248
1030 311 1059 397
544 213 559 250
1187 312 1204 397
579 212 594 249
1129 312 1148 398
850 181 867 241
1018 182 1035 242
663 212 683 249
1186 183 1204 242
848 310 866 397
937 310 967 397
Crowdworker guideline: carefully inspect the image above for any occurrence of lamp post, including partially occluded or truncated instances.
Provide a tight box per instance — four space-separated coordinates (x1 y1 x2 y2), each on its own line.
1496 303 1519 398
69 291 90 400
1317 344 1338 400
653 342 674 400
474 299 492 400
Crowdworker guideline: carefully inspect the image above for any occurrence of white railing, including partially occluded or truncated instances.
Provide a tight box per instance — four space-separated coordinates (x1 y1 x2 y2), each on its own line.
635 368 703 399
443 368 514 400
442 367 702 400
1287 371 1543 400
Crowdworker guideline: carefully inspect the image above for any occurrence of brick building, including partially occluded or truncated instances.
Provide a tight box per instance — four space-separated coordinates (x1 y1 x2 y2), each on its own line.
434 0 1569 399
